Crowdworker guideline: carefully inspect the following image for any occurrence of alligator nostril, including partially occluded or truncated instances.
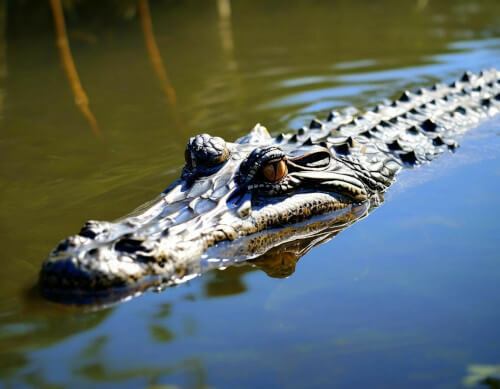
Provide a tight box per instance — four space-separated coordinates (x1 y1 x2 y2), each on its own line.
78 227 97 239
115 238 148 254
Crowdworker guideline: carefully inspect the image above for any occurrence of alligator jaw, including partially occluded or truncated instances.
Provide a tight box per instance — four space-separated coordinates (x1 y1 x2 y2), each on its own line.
39 194 370 306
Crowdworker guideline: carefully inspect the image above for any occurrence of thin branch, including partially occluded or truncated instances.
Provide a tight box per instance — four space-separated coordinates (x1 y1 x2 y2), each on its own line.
138 0 177 106
49 0 101 138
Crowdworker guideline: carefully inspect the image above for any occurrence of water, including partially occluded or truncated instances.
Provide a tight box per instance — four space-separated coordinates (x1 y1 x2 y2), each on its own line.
1 1 500 388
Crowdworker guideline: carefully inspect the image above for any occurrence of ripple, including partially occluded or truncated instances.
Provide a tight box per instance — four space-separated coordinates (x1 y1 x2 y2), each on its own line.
259 83 379 110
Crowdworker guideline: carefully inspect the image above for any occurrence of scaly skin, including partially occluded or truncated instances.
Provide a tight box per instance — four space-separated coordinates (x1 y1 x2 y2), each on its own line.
39 69 500 304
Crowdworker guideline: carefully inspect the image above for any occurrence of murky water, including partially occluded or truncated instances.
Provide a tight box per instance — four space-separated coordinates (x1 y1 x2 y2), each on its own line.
1 1 499 388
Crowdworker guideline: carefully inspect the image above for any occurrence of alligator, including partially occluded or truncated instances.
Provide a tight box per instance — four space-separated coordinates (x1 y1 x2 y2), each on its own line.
39 69 500 305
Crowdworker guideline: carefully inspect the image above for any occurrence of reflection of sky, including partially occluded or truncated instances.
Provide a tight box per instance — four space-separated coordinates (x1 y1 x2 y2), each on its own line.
259 83 379 109
264 38 500 130
338 38 500 83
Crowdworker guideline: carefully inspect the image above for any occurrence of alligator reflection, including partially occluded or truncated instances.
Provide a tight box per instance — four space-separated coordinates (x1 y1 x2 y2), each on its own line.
204 266 249 298
250 204 370 278
202 200 373 300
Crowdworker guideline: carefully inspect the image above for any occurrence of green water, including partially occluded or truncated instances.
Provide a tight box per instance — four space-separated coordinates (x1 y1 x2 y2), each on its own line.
1 1 500 388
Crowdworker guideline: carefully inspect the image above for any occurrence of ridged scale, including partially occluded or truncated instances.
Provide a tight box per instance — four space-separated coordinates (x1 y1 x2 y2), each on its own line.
276 69 500 187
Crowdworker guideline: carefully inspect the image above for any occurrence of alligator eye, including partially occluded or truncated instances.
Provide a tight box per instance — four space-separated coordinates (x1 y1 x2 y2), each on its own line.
262 160 287 182
184 134 229 172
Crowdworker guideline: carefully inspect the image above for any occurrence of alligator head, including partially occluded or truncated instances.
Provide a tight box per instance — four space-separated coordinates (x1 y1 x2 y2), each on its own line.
39 124 381 303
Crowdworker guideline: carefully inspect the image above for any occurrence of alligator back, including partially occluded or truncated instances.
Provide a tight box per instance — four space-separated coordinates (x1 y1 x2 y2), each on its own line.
276 69 499 186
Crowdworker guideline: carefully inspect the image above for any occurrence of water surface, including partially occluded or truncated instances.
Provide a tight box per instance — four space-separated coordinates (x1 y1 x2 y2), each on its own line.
1 1 499 388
